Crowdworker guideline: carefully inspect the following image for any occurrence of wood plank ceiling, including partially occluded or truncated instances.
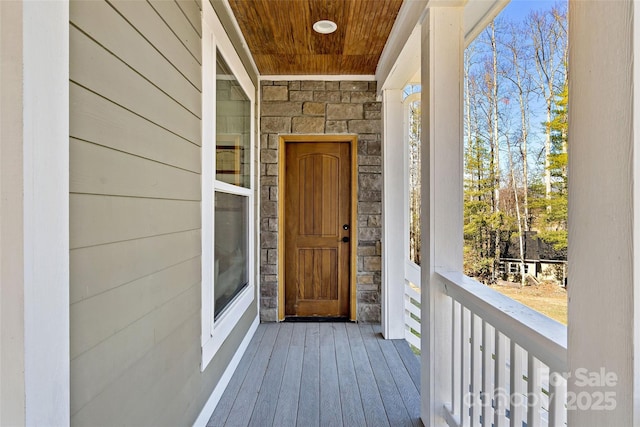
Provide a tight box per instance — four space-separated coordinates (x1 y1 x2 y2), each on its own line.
227 0 404 75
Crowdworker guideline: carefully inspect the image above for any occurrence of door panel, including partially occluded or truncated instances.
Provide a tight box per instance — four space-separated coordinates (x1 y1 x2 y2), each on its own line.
285 141 350 317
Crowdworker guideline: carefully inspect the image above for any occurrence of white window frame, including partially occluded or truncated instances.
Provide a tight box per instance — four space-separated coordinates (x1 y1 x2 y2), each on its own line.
201 2 256 370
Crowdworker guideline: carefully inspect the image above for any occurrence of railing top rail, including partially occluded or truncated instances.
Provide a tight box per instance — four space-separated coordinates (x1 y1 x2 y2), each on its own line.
437 270 568 374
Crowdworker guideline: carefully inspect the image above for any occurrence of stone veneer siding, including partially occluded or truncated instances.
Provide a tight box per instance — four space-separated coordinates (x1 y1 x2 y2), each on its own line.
259 80 382 323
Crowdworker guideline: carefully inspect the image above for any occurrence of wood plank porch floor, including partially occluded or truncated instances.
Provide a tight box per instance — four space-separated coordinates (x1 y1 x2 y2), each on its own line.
207 322 422 427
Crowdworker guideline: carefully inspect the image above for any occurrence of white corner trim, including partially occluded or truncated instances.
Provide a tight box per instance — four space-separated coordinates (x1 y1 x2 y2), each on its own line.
259 74 375 81
193 316 259 427
376 0 427 90
382 88 406 339
220 0 260 78
22 1 70 425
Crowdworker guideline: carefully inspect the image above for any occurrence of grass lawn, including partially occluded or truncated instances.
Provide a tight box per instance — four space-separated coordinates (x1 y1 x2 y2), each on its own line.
490 280 567 325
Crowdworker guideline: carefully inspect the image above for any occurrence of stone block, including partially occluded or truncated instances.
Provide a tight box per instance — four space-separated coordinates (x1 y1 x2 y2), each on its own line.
359 190 382 202
261 148 278 164
289 81 301 90
261 264 278 275
359 173 382 191
341 92 351 102
326 103 363 120
359 201 382 214
358 290 380 304
326 81 340 91
365 110 381 120
314 91 341 102
358 245 376 256
261 200 277 217
359 165 382 174
260 308 277 322
368 81 377 91
357 140 367 155
367 215 381 227
356 273 374 285
359 227 382 241
340 81 369 91
266 164 279 176
292 116 325 133
261 117 291 133
262 101 302 117
348 119 381 134
267 249 278 264
364 102 382 112
301 81 326 91
350 91 377 103
358 155 381 166
326 120 348 133
358 304 380 323
290 90 314 101
268 134 280 149
262 85 288 101
274 81 288 86
260 134 269 149
303 102 326 116
267 218 278 231
261 176 278 186
261 231 278 248
367 141 381 155
363 256 381 272
262 297 277 309
269 186 278 201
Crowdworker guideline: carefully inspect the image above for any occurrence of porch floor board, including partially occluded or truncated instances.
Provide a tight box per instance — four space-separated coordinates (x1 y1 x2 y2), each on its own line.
207 323 422 427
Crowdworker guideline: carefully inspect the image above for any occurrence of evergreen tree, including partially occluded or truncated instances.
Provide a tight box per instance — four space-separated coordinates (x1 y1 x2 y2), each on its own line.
537 82 568 250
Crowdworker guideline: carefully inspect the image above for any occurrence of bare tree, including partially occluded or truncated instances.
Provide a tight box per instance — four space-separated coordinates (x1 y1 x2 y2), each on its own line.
527 6 567 210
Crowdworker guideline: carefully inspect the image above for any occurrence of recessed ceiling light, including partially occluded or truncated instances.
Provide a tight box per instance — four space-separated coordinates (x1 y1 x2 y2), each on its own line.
313 20 337 34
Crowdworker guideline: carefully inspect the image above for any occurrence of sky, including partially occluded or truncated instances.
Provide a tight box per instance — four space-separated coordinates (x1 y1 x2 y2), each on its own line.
499 0 565 21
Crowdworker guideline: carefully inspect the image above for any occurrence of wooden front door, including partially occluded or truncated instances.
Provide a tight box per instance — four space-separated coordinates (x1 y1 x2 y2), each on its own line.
284 141 351 317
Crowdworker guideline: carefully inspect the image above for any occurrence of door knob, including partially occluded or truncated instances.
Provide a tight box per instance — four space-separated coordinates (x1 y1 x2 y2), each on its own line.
342 236 349 243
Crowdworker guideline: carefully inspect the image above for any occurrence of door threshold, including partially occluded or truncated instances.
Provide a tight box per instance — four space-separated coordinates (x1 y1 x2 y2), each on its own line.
283 316 352 323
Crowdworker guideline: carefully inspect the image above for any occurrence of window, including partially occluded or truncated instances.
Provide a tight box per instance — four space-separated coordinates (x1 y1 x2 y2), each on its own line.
201 4 256 369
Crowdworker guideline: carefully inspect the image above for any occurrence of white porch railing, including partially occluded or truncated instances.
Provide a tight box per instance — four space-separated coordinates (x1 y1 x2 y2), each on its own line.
404 261 422 352
437 271 568 427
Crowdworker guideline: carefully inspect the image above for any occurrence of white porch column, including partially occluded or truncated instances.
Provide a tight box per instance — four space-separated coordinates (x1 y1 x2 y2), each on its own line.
382 88 406 339
1 1 70 424
568 1 637 425
420 4 464 426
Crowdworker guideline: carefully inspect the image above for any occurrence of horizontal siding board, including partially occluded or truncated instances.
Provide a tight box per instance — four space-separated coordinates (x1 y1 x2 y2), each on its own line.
119 307 201 427
71 1 201 117
148 0 201 63
175 0 202 36
71 303 198 421
70 84 201 177
70 229 201 304
70 194 200 249
70 138 200 200
70 256 200 359
107 0 201 90
70 26 200 143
